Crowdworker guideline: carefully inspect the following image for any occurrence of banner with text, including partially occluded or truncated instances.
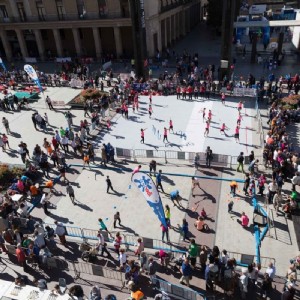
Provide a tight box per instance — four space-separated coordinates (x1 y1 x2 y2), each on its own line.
132 172 167 227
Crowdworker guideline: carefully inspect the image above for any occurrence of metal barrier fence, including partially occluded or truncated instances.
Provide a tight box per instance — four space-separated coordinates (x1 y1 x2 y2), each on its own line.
226 251 275 272
44 223 186 254
156 278 206 300
116 147 263 170
43 224 276 269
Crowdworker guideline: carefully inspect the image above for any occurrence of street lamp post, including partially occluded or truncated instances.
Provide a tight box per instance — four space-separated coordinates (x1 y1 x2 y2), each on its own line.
129 0 147 79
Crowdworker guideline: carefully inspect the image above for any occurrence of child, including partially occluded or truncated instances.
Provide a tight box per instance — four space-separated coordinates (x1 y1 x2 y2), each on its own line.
228 200 234 213
221 92 225 104
140 252 147 273
230 181 238 196
237 112 242 125
134 238 144 258
169 119 174 133
119 248 127 270
249 179 256 196
83 153 91 169
148 105 153 118
220 123 227 134
44 113 49 125
200 208 207 219
178 219 189 241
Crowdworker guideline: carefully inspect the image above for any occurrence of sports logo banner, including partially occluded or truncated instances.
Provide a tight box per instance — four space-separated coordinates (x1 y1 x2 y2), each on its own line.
24 64 43 92
132 172 167 227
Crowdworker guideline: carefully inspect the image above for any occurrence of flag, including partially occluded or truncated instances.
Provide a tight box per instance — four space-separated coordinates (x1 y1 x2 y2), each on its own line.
132 172 167 227
0 57 7 71
24 64 43 93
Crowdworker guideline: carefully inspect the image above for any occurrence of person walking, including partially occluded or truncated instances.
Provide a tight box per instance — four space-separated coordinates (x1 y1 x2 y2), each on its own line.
98 218 112 237
205 146 213 167
179 258 192 287
149 160 157 175
113 212 121 228
161 223 169 243
230 180 238 197
169 119 174 133
156 170 165 193
148 105 153 118
32 113 38 130
106 176 114 193
221 92 225 105
54 221 67 246
228 200 234 213
66 183 75 204
2 117 11 134
192 177 201 197
202 108 206 122
178 218 189 241
243 173 250 196
16 244 28 272
163 127 169 143
188 239 198 269
204 121 210 137
46 96 54 110
237 152 245 173
148 256 158 284
234 126 240 143
140 128 146 144
2 134 10 150
164 205 171 228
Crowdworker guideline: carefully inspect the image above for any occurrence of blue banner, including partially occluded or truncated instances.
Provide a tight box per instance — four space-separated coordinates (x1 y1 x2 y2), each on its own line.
0 58 7 72
132 172 167 227
24 64 43 93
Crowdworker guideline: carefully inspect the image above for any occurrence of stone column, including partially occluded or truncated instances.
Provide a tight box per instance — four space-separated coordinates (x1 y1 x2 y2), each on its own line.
164 19 168 48
33 29 45 60
72 28 82 57
175 13 179 39
182 11 186 36
113 27 123 58
157 21 162 53
0 30 12 61
92 27 102 60
167 17 172 45
52 29 63 57
171 15 175 42
15 29 28 58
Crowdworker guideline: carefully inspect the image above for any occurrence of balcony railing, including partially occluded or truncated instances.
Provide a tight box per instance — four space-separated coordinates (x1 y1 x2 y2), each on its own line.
160 0 194 13
0 11 128 23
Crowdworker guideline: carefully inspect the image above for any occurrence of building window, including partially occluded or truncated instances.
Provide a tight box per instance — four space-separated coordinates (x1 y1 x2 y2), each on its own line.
0 5 8 19
98 0 106 17
17 2 27 22
56 0 65 20
76 0 86 19
120 0 130 18
36 1 46 21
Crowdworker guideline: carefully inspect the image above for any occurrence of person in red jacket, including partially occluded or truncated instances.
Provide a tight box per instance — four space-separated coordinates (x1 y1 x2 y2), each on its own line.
16 244 28 272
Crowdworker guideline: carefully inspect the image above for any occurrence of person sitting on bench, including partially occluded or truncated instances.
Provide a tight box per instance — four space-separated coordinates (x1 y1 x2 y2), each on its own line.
194 216 209 231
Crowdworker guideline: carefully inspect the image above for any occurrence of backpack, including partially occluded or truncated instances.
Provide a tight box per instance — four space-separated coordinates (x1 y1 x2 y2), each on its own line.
237 155 243 163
